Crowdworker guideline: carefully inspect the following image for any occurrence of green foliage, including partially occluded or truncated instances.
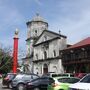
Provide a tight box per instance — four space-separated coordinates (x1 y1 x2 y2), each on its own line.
0 48 13 74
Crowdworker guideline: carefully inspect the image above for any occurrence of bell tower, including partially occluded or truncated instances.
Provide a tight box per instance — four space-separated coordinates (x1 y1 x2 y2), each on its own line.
26 14 48 57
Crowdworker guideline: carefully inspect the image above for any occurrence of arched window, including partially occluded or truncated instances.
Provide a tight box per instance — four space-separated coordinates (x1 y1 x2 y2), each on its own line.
44 51 47 59
36 54 38 60
53 50 56 57
35 30 37 36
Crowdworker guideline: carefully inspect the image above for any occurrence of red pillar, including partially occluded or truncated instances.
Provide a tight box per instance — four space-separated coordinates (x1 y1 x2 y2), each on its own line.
13 30 19 73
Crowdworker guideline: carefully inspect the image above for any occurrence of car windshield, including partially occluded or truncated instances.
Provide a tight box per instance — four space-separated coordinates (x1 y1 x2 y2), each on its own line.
52 73 74 77
58 77 79 83
80 74 90 83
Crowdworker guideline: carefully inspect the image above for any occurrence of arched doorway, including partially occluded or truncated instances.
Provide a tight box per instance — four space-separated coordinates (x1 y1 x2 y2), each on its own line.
36 67 39 75
43 63 48 74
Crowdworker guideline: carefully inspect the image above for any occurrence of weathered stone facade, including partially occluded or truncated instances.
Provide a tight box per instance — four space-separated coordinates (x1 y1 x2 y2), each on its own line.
33 30 67 75
26 14 48 57
24 14 67 75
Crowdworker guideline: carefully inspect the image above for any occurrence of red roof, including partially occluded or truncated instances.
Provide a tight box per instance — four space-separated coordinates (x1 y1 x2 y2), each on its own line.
67 37 90 49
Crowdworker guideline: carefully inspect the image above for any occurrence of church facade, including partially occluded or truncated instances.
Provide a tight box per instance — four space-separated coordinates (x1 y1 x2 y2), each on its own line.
33 30 67 75
24 14 67 75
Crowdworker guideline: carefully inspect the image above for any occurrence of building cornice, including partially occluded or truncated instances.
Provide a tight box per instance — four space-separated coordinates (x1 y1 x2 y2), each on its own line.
33 37 60 47
33 56 60 62
26 21 48 26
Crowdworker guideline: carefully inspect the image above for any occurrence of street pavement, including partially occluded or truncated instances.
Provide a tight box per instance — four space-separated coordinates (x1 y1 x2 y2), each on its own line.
0 79 11 90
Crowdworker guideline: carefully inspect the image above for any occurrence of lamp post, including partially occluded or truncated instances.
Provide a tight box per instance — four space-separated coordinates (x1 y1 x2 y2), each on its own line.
13 29 19 73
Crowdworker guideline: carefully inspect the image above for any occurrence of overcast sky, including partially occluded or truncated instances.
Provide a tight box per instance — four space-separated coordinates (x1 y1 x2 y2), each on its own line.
0 0 90 55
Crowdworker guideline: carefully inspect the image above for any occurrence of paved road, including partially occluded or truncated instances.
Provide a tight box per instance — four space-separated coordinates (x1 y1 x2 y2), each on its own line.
0 79 11 90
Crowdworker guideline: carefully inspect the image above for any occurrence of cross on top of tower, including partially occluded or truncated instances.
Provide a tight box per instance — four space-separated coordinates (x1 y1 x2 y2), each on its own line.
59 30 61 34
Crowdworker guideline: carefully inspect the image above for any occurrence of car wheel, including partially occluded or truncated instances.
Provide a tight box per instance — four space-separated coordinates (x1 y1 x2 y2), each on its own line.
33 87 40 90
17 84 25 90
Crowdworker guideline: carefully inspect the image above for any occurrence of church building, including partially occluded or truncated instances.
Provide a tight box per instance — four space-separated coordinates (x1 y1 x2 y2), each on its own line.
23 14 67 75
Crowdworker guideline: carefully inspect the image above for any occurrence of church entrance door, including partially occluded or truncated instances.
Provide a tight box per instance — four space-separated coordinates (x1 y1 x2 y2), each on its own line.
43 64 48 74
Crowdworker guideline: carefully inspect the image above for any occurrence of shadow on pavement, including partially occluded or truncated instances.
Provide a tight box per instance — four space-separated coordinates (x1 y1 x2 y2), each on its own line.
2 86 9 89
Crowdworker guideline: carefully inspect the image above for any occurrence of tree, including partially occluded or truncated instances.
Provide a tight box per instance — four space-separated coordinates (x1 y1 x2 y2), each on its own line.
0 46 13 74
0 44 26 74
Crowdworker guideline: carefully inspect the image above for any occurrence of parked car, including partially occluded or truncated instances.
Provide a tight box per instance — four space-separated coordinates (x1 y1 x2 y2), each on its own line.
47 76 80 90
74 73 87 79
26 76 55 90
11 73 39 90
2 73 17 88
69 73 90 90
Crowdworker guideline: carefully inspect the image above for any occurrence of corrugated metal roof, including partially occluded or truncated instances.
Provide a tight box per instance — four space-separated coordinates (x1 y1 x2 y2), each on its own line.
67 37 90 49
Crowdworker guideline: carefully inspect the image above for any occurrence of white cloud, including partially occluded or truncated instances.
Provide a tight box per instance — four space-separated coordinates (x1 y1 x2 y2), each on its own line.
49 6 90 44
0 0 90 50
